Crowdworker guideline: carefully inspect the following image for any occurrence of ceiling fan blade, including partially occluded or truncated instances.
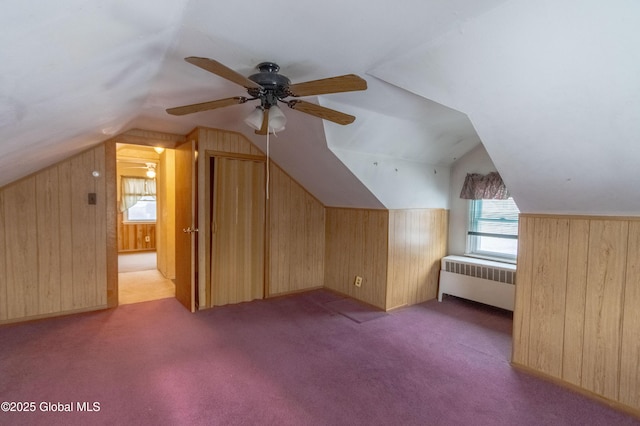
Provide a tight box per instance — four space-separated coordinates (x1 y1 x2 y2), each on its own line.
255 108 269 135
166 96 247 116
287 100 355 125
185 57 262 90
287 74 367 97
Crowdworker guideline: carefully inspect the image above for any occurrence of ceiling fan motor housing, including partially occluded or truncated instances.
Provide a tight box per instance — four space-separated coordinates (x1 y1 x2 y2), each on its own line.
248 62 290 107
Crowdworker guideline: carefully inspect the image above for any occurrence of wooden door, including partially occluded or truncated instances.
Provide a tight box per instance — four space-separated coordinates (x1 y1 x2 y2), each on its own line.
210 157 265 306
175 140 197 312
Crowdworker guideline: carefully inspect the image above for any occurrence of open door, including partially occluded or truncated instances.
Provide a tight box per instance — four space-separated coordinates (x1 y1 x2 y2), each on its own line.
175 139 197 312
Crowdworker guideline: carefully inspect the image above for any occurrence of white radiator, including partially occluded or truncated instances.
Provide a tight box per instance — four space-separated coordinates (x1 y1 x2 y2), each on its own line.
437 255 516 311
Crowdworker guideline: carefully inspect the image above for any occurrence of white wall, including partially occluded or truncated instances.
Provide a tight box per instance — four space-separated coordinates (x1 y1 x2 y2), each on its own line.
332 148 450 209
448 144 497 255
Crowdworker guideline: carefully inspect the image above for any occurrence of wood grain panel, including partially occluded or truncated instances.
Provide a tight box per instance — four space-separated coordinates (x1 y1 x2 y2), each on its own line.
94 144 108 306
512 215 535 365
527 217 569 377
58 157 74 311
267 164 324 296
70 151 98 309
620 221 640 408
36 168 62 314
0 143 109 324
117 219 156 251
104 141 118 308
582 220 627 400
210 157 265 306
562 219 589 386
325 208 388 309
203 128 264 157
4 178 39 319
386 209 448 310
386 211 408 309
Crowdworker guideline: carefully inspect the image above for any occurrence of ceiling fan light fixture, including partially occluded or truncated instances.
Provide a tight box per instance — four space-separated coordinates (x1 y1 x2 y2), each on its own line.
244 106 264 130
146 169 156 179
268 105 286 132
153 147 165 154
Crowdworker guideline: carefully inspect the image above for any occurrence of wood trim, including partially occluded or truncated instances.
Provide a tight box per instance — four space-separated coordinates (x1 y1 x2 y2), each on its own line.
263 285 324 299
205 150 265 161
0 305 109 326
520 213 640 222
105 141 118 308
111 129 186 149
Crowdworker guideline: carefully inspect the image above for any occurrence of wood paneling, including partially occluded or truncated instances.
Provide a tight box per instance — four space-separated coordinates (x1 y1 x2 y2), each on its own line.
386 209 448 310
0 145 109 324
197 127 324 307
562 219 589 386
620 221 640 408
582 220 627 400
325 208 389 309
512 215 534 365
268 164 325 296
156 149 176 280
117 217 156 252
105 141 118 308
514 214 640 413
4 179 38 318
211 157 265 306
527 218 569 377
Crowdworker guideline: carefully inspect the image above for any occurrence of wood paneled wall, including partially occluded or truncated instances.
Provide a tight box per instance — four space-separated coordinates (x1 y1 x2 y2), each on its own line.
117 215 156 251
514 214 640 414
386 209 448 310
0 144 115 324
325 208 389 309
196 127 325 307
156 149 176 280
268 164 325 296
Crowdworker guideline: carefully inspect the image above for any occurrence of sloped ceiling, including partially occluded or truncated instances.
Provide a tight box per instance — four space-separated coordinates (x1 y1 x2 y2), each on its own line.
2 0 638 214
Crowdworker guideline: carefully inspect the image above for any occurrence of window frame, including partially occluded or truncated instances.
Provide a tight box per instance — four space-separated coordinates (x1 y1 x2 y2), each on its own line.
466 198 519 263
123 195 157 224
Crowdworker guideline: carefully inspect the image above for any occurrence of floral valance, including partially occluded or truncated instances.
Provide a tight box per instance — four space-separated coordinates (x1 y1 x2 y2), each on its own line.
459 172 510 200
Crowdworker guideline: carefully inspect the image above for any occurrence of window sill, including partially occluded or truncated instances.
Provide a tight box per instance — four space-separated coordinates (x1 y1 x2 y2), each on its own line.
462 253 517 266
122 221 156 225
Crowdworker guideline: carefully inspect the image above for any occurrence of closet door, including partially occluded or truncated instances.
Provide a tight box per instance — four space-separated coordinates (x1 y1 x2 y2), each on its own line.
211 157 265 306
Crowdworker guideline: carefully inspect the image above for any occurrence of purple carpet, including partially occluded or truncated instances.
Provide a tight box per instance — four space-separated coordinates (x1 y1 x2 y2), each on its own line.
0 290 638 425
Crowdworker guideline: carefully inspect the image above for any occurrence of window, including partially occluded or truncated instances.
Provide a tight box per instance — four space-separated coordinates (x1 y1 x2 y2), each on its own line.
120 176 156 223
125 195 156 222
467 198 519 261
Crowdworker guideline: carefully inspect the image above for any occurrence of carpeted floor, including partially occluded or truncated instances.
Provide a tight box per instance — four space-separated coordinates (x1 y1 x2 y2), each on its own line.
0 291 638 426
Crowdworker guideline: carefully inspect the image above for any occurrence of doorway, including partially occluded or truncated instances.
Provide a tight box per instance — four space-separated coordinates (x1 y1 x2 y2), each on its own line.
116 143 176 304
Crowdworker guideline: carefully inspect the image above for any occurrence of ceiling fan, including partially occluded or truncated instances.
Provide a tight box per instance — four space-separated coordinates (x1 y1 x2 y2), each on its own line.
166 57 367 134
119 161 158 178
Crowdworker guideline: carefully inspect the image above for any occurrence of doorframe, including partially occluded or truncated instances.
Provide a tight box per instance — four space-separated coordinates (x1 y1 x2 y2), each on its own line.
104 130 187 308
203 150 268 309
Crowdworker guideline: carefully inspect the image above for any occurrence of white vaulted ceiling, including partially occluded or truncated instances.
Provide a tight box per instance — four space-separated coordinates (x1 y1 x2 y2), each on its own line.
2 0 639 214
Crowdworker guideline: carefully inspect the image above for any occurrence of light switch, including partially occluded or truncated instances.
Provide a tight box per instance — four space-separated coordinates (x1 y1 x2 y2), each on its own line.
88 193 97 205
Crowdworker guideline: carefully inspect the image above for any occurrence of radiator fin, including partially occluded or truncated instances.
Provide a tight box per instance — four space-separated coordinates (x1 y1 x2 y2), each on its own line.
444 259 516 285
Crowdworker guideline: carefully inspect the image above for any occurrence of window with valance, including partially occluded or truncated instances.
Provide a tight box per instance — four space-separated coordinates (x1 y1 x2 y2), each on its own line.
120 177 157 222
460 172 519 261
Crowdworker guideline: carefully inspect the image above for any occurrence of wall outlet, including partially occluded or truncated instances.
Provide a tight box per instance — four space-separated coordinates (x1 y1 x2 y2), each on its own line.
145 236 151 243
354 276 363 287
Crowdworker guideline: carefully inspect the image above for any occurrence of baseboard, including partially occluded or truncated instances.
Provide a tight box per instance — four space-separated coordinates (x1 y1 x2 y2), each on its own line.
511 362 640 420
266 285 324 299
0 305 109 326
